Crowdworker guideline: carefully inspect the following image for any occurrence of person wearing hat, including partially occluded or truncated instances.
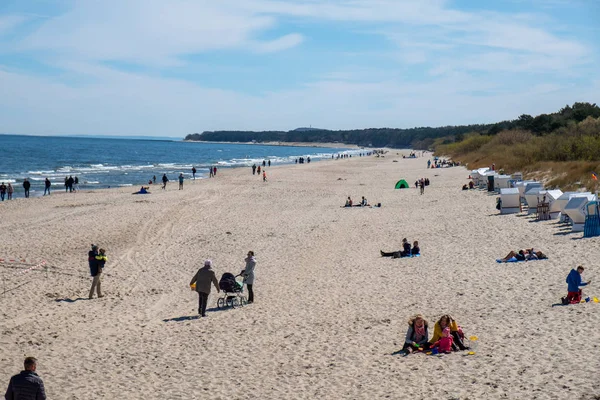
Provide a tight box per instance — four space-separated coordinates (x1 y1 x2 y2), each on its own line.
190 260 220 317
88 244 103 299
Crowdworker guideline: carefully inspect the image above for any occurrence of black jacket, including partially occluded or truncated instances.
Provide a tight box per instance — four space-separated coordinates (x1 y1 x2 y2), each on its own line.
4 370 46 400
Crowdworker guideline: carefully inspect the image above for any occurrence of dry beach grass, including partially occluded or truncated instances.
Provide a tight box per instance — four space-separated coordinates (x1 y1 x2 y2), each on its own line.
1 151 599 399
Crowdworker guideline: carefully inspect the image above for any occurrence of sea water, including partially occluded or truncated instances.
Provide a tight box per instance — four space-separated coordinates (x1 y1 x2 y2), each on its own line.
0 135 360 195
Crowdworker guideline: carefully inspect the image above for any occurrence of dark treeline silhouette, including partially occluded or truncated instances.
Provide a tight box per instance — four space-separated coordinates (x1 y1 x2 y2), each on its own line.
184 102 600 149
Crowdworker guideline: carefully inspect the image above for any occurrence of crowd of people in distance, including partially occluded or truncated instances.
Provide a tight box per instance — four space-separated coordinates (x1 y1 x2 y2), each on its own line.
401 314 469 356
427 158 460 169
380 238 420 258
498 248 547 262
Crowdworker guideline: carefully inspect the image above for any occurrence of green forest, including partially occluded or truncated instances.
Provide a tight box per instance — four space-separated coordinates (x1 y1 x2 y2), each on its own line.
184 102 600 151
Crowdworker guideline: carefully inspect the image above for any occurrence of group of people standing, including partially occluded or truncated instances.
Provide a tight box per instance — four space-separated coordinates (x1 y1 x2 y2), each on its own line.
0 182 14 201
415 178 429 195
189 251 257 317
64 176 79 192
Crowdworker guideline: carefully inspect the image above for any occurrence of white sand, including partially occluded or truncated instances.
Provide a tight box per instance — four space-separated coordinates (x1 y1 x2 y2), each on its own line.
1 151 599 399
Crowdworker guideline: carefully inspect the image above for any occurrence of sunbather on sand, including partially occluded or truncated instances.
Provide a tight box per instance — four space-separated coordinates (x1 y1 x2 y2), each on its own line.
500 248 547 262
381 238 411 258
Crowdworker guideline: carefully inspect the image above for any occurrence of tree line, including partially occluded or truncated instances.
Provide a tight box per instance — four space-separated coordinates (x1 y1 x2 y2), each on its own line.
184 102 600 150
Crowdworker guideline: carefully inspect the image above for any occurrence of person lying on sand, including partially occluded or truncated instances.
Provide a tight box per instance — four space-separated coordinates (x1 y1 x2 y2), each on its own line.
500 249 546 262
381 238 411 258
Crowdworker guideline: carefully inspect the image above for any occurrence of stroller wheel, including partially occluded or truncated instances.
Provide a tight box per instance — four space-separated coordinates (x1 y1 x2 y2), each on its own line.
217 297 225 309
226 297 234 308
232 297 240 308
240 296 248 306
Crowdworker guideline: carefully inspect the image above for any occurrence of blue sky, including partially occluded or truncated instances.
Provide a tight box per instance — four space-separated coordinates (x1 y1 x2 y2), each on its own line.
0 0 598 137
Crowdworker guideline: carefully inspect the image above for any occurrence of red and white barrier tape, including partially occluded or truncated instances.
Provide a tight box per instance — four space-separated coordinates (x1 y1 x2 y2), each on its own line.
14 261 47 275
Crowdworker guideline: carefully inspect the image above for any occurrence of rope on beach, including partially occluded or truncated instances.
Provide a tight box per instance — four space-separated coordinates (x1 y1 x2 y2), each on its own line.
14 260 47 276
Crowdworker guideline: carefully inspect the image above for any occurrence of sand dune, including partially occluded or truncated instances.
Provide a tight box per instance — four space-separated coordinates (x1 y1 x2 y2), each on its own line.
1 151 599 399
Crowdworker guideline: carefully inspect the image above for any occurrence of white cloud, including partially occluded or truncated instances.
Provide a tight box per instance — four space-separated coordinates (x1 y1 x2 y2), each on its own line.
251 33 304 53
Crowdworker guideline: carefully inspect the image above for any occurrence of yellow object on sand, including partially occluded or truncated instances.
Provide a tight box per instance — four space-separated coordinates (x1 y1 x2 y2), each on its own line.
468 351 476 355
469 336 478 341
190 283 196 290
594 297 599 303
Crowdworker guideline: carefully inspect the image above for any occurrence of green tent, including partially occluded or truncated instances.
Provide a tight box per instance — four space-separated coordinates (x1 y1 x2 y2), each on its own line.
395 179 409 189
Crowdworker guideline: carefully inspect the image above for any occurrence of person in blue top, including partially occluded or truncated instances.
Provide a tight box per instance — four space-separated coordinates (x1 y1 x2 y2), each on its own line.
563 266 591 304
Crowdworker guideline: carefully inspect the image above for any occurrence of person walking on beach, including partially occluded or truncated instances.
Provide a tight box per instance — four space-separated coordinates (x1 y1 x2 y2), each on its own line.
241 251 256 303
162 174 168 190
213 166 217 176
268 159 271 167
252 164 257 175
7 183 14 200
153 175 156 184
190 260 220 317
209 166 214 178
73 176 79 192
178 173 184 190
0 183 6 201
44 178 51 196
88 245 103 299
4 356 46 400
419 179 425 195
23 179 31 198
263 171 267 182
262 160 266 167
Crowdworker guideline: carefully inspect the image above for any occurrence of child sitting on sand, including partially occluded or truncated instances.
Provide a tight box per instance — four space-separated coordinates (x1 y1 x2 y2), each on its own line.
431 327 453 354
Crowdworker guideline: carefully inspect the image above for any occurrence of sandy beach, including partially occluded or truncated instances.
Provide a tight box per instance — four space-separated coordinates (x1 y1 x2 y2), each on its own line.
1 151 599 399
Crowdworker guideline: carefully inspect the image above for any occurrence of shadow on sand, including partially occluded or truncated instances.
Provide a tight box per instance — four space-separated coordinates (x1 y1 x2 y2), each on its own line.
55 297 89 303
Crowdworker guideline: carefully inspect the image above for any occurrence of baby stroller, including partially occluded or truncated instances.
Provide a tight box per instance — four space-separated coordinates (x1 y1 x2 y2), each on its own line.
216 272 247 308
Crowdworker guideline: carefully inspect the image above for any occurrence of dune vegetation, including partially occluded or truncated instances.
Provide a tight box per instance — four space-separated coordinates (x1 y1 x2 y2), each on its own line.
433 103 600 191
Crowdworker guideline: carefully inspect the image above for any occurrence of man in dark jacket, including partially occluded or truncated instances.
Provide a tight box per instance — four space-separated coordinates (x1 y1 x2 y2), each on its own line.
23 179 31 198
4 356 46 400
190 260 220 317
88 245 102 299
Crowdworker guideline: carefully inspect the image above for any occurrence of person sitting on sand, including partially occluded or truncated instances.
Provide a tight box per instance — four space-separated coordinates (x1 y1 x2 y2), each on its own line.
431 327 453 354
344 197 353 207
462 184 468 190
468 181 474 189
429 315 468 351
563 266 591 304
381 238 411 258
411 241 420 256
133 186 150 194
402 314 430 354
360 196 369 207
